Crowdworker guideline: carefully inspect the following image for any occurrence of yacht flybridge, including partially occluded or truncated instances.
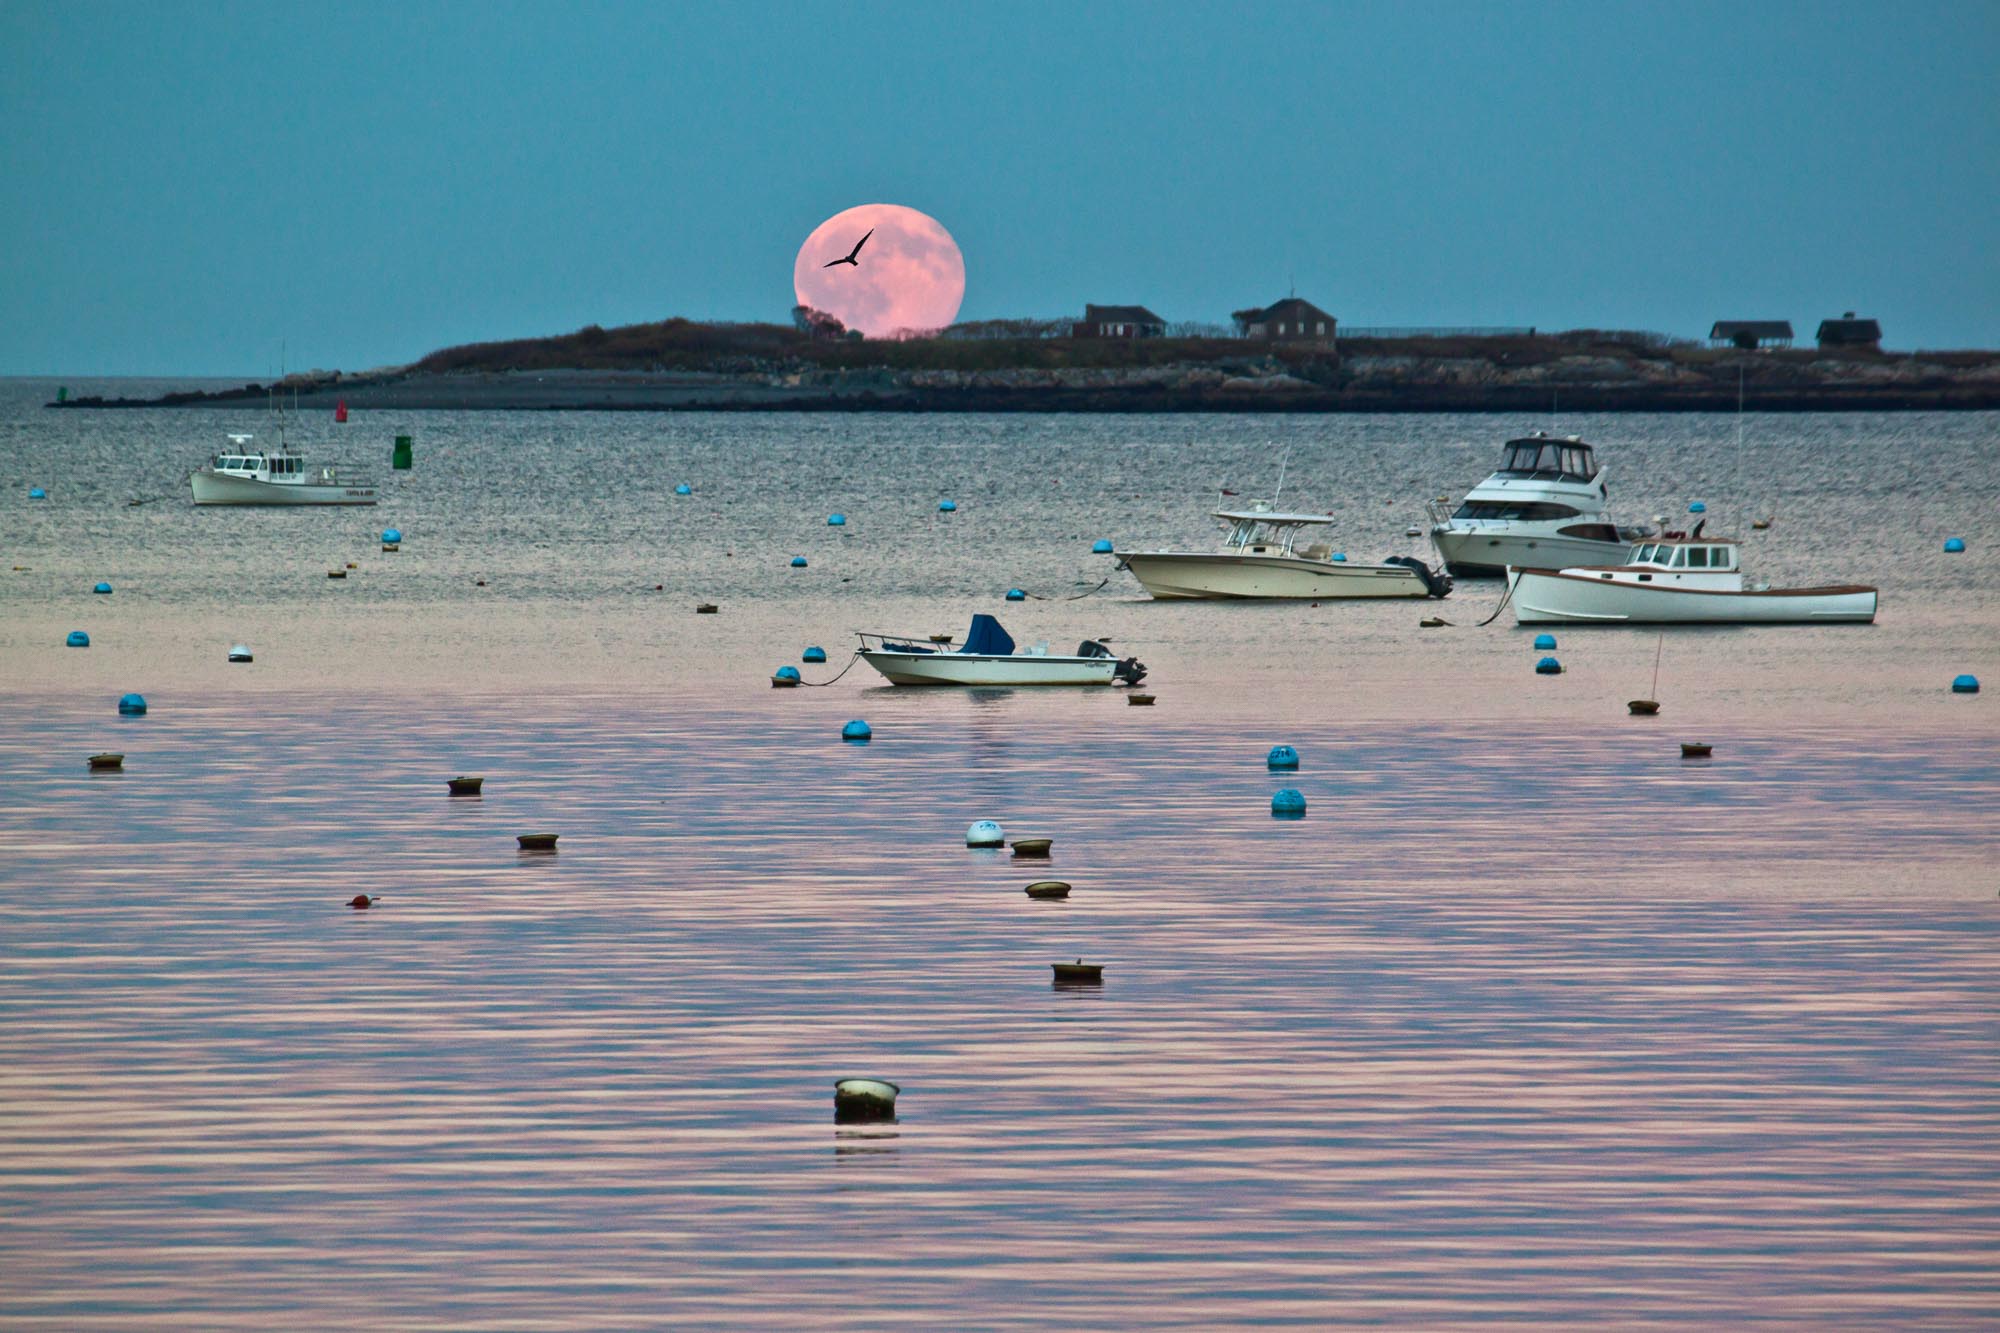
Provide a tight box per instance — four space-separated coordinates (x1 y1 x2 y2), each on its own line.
1116 504 1450 600
1509 538 1878 625
189 432 377 506
1428 433 1652 576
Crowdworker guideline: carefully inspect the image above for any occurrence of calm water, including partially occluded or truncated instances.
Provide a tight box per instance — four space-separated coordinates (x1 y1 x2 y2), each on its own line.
3 382 1998 1325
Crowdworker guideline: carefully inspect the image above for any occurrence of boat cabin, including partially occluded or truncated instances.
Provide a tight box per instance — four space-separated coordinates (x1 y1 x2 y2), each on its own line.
1214 508 1337 560
1626 540 1737 571
1494 433 1598 483
207 433 317 481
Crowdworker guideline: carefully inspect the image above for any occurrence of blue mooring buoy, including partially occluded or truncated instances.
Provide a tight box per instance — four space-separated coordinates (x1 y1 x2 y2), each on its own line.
66 630 90 648
1092 539 1114 554
1533 633 1557 650
939 500 957 512
1331 552 1347 562
1689 501 1707 514
1535 656 1563 675
1267 744 1299 770
842 719 872 742
966 819 1004 847
791 556 808 568
1005 588 1026 601
774 665 801 684
1952 674 1980 694
381 527 402 544
1271 788 1307 818
94 582 112 594
803 646 827 664
675 483 692 496
118 693 147 715
29 487 47 499
828 514 846 527
1943 537 1965 553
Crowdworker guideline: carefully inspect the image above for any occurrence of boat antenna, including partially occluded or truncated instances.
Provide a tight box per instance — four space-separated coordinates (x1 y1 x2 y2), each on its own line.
1273 439 1292 504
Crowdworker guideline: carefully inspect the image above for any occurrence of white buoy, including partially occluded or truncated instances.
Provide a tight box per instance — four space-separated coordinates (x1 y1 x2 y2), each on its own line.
966 819 1004 847
227 644 253 663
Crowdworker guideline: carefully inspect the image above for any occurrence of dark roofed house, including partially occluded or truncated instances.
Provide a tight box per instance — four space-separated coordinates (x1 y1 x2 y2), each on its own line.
1709 320 1793 349
1074 304 1166 339
1816 312 1882 349
1235 297 1337 342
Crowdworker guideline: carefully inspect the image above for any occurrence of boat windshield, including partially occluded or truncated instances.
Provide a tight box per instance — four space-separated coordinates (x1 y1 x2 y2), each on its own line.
1452 500 1581 521
1223 518 1305 551
1497 436 1597 481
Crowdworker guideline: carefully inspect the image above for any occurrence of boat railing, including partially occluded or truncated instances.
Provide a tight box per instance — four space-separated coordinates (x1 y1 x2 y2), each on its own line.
856 630 957 651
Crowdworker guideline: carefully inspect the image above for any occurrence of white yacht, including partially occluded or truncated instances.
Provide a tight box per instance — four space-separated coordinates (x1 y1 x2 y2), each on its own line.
190 433 377 506
857 615 1147 686
1428 433 1651 577
1116 505 1450 601
1509 538 1877 625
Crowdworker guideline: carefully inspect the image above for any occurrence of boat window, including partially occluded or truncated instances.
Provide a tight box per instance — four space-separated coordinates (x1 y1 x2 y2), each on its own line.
1713 548 1734 570
1451 500 1581 522
1670 548 1688 568
1630 544 1653 564
1687 547 1709 568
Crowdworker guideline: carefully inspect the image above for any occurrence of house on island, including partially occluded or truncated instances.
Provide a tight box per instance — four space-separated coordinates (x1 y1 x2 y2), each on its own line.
1233 297 1337 342
1708 320 1793 349
1816 313 1882 350
1073 304 1167 339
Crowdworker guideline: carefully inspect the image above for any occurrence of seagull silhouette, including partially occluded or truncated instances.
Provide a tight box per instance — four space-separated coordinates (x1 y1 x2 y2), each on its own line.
822 228 874 268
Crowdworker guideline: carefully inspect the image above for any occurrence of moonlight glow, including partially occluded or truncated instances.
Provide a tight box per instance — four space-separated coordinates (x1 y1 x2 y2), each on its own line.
793 204 965 338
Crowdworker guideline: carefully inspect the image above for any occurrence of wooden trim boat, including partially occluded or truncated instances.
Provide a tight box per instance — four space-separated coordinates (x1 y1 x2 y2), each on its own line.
1510 538 1876 625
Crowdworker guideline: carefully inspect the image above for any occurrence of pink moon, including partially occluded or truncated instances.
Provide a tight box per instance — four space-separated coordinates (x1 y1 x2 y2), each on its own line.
793 203 965 338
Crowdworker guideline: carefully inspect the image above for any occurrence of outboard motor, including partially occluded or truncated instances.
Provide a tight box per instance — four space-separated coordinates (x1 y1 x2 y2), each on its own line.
1113 656 1147 686
1385 554 1453 600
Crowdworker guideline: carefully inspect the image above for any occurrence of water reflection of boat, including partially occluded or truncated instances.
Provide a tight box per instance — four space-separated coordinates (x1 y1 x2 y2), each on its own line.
1116 504 1449 600
1509 537 1878 624
1428 433 1652 577
858 615 1146 686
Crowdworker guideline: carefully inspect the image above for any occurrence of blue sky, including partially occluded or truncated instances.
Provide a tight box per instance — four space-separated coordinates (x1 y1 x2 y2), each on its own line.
2 0 1995 373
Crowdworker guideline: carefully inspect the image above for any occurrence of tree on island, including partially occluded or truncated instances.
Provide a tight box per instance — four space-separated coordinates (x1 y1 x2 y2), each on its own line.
791 305 849 341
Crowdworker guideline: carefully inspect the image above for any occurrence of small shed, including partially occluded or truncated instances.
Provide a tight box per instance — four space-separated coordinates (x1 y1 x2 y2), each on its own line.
1074 304 1166 339
1816 313 1882 349
1235 298 1338 342
1708 320 1793 349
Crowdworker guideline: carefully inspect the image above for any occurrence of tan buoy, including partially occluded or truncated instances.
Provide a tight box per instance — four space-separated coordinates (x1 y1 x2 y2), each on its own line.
1420 616 1450 628
517 832 559 851
834 1078 899 1123
327 568 347 579
1680 742 1713 758
447 775 484 796
1628 699 1660 716
87 752 124 770
1052 959 1103 985
696 602 718 614
1009 838 1052 859
348 895 377 909
1024 881 1071 899
1126 693 1155 706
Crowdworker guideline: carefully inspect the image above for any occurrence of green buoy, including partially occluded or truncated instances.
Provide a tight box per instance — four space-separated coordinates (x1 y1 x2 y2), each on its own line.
57 386 68 403
392 435 413 469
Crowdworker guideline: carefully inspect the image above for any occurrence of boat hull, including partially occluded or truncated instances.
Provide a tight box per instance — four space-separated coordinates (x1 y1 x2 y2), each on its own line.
859 651 1122 686
1431 527 1633 578
1510 569 1878 625
191 472 377 506
1118 552 1429 600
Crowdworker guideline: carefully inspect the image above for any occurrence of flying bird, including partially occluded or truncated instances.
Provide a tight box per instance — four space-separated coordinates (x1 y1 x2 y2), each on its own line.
823 228 874 268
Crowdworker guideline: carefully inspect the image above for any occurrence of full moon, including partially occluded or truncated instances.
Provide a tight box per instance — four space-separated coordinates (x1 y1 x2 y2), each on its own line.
793 203 965 338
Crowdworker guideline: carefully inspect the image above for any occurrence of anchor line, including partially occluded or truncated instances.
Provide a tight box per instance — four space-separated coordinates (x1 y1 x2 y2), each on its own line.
799 652 867 687
1474 574 1518 627
1024 576 1112 602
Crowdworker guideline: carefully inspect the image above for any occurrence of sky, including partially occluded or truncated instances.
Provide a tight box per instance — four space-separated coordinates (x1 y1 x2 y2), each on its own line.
1 0 1995 374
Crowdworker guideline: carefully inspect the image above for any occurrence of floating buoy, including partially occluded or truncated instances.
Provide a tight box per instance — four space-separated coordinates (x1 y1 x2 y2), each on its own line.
791 556 808 568
828 513 846 526
802 646 827 664
938 500 956 512
391 435 413 469
1628 699 1661 716
1331 552 1347 562
1533 633 1557 650
28 487 46 499
1024 881 1072 899
1091 539 1114 554
1010 838 1052 859
475 579 488 587
1267 744 1299 770
834 1078 899 1123
1127 693 1155 705
1005 588 1026 601
966 820 1004 848
1052 959 1103 985
1405 525 1423 537
1271 788 1307 818
695 602 718 614
1689 501 1707 514
674 482 692 496
93 582 112 594
1681 742 1712 758
1535 656 1563 675
87 752 124 771
447 775 484 796
1752 518 1771 530
117 693 147 715
1943 537 1965 553
841 719 871 742
381 527 402 552
334 400 348 423
517 833 559 852
327 568 347 579
65 630 89 648
1952 674 1980 694
348 895 376 910
227 644 253 663
772 665 801 687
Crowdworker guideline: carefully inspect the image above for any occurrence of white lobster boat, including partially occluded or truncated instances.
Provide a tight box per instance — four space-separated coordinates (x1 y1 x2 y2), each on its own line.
1116 504 1450 601
1428 433 1652 577
1509 538 1877 625
190 433 377 506
858 615 1147 686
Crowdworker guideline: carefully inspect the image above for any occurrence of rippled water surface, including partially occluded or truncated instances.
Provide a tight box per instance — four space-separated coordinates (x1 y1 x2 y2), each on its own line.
3 383 1997 1326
